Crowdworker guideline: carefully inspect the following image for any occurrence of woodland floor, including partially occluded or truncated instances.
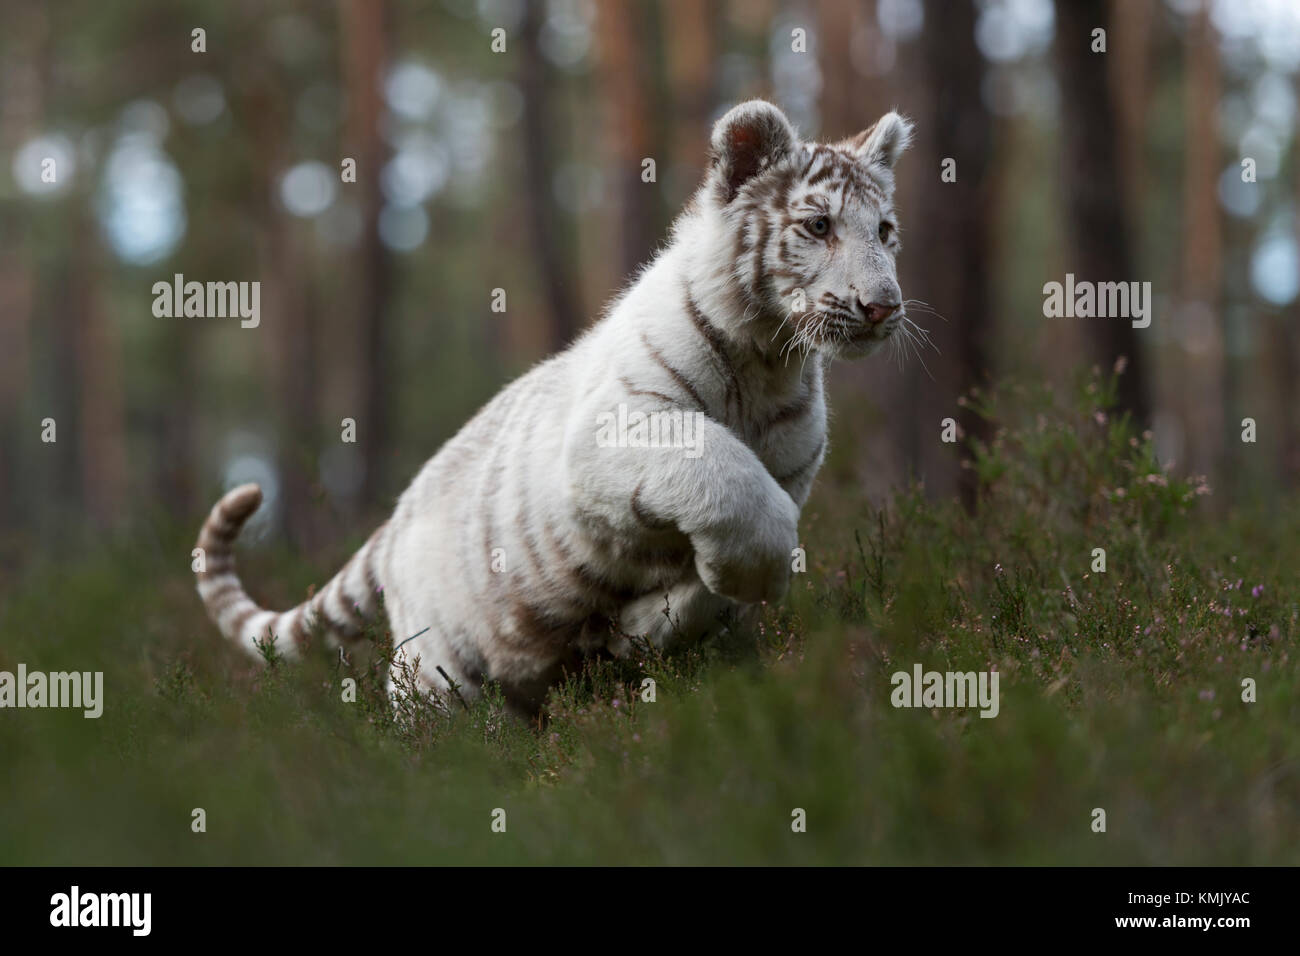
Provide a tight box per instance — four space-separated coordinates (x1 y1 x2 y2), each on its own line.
2 370 1296 864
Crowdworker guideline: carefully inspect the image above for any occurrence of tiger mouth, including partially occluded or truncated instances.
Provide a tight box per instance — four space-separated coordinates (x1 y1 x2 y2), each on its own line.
823 312 900 347
778 310 900 359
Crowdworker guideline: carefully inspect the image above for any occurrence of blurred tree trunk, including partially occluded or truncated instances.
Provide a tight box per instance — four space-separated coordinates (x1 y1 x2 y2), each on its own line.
816 0 857 138
71 209 127 530
47 257 84 529
273 221 321 548
1274 304 1300 485
0 214 34 543
595 0 658 279
1180 2 1225 485
1279 76 1300 487
340 0 393 508
0 1 46 545
915 0 995 510
519 0 582 349
1109 0 1153 210
248 65 320 548
664 0 718 184
1054 0 1152 426
886 3 927 495
154 329 199 521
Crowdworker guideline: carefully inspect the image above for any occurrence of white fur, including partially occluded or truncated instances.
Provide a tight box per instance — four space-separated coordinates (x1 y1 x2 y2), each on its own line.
196 101 915 714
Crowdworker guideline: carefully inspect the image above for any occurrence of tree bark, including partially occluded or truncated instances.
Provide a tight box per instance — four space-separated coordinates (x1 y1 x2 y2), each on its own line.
1054 0 1152 426
916 0 996 510
340 0 392 507
247 60 319 547
519 0 583 350
1279 74 1300 487
664 0 718 185
816 0 858 138
595 0 659 279
1183 2 1225 484
1108 0 1153 212
71 208 127 530
0 1 45 541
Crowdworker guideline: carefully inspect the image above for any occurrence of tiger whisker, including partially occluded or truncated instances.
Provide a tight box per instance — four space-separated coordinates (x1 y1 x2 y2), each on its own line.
901 315 940 356
899 326 937 381
902 299 948 324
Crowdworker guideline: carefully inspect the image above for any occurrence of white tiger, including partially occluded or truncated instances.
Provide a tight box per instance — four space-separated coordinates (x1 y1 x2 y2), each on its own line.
196 100 914 714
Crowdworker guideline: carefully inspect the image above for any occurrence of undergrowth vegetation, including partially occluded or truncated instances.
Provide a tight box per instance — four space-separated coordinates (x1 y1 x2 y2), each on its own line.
1 368 1295 864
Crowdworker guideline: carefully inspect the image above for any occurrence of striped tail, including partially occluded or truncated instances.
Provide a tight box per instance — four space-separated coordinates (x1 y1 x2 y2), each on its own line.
194 483 385 659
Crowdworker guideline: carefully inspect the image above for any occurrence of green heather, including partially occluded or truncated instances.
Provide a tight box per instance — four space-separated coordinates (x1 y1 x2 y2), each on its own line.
2 369 1296 864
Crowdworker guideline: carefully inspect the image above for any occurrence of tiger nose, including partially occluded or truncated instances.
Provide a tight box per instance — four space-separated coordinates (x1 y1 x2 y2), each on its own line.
860 299 899 325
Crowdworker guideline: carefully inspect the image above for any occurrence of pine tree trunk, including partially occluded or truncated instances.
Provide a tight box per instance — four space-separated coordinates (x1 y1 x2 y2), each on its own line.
519 0 583 350
340 0 393 508
916 0 996 510
1054 0 1152 426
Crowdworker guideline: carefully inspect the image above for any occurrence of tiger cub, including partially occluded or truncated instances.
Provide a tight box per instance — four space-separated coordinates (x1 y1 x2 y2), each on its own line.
196 100 914 713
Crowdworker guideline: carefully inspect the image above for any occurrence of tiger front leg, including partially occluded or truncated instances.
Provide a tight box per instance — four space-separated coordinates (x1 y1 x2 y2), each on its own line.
569 411 802 608
658 423 801 605
686 479 800 606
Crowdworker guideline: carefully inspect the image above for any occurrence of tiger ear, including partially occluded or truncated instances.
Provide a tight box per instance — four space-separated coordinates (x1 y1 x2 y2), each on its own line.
709 100 797 204
851 111 914 170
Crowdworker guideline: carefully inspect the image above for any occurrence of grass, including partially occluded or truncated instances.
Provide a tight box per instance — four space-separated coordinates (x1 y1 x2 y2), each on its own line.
1 367 1297 864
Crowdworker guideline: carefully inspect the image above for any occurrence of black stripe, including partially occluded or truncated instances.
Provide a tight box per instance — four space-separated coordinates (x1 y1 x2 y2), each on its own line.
774 437 826 486
227 606 258 639
765 390 813 429
805 160 839 188
205 580 241 604
543 520 642 607
683 289 742 418
640 331 706 411
329 579 366 630
619 375 677 406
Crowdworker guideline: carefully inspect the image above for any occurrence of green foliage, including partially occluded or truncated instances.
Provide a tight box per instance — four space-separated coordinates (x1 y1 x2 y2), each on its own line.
0 372 1296 864
968 366 1210 538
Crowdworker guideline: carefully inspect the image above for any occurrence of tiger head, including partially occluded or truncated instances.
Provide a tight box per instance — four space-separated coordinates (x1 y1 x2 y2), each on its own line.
705 99 914 360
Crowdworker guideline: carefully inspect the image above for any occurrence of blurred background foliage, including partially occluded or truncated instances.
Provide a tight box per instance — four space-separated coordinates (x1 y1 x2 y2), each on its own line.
2 0 1299 574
